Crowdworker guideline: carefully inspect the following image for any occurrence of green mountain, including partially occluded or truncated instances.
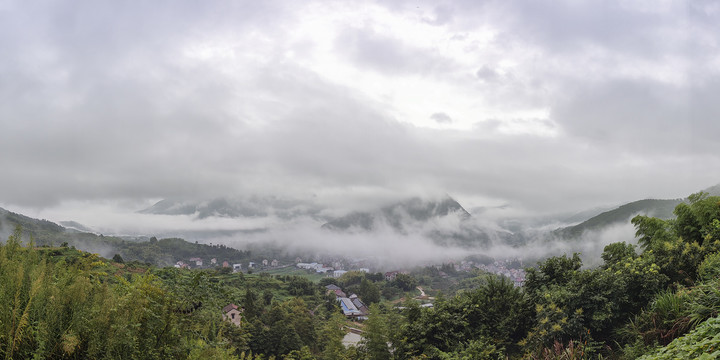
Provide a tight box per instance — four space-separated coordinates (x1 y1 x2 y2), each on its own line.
0 206 249 267
554 198 683 239
554 183 720 240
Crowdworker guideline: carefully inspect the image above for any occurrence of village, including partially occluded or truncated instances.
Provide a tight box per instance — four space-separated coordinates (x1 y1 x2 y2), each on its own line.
167 252 527 351
172 254 526 287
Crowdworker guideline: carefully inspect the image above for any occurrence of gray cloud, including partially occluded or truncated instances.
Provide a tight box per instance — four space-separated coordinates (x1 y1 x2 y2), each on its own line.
0 0 718 222
430 112 452 124
476 65 500 82
335 27 452 75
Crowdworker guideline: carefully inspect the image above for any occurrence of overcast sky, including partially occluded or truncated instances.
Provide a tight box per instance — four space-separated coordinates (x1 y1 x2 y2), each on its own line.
2 0 720 220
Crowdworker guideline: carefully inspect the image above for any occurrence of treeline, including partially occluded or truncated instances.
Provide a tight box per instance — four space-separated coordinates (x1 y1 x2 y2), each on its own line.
117 237 251 267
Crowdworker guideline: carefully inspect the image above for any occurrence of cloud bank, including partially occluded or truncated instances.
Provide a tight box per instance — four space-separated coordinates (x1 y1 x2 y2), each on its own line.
0 0 718 220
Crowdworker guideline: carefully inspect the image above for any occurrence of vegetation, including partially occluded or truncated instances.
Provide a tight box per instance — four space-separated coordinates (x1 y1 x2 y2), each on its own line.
0 206 251 267
3 192 720 359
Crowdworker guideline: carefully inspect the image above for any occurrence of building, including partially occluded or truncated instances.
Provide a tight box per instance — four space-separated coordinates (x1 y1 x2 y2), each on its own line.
271 259 279 267
385 271 399 281
222 304 243 327
233 263 242 273
262 259 268 266
334 270 348 278
338 296 369 320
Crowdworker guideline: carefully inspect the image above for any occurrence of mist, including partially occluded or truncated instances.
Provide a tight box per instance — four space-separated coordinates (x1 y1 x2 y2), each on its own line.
9 199 642 270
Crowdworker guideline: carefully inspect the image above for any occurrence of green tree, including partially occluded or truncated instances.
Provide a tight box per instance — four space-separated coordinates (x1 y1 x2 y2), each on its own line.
632 215 673 250
392 273 418 291
319 312 349 360
524 254 582 300
358 278 381 305
601 242 636 268
360 303 391 360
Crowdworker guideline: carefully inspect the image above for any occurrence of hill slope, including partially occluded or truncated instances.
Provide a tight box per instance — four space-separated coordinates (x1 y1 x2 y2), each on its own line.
0 207 249 267
554 198 683 239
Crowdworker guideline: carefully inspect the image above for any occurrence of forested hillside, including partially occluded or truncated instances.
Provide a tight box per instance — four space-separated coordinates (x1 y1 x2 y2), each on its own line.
0 207 250 267
3 192 720 359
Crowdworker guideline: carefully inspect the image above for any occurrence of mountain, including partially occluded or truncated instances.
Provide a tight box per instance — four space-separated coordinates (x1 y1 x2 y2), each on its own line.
552 183 720 240
322 196 470 232
0 206 249 267
554 198 684 239
59 220 96 233
320 196 500 248
139 196 323 220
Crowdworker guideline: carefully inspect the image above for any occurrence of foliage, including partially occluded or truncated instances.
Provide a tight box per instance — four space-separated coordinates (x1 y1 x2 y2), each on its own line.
436 337 505 360
393 276 530 358
391 273 418 291
698 251 720 282
358 278 381 305
359 303 391 360
637 316 720 360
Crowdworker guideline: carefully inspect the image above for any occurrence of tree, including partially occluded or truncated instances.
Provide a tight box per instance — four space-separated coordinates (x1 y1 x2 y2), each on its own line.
601 242 636 268
358 279 380 305
674 203 703 244
392 273 418 291
319 313 348 360
112 253 125 263
632 215 673 250
360 303 391 360
244 288 261 320
524 254 582 298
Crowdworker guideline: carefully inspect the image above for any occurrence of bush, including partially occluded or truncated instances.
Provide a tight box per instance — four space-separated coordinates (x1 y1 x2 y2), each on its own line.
698 252 720 282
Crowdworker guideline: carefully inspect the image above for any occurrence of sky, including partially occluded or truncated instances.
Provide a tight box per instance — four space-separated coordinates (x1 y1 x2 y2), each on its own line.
2 0 720 223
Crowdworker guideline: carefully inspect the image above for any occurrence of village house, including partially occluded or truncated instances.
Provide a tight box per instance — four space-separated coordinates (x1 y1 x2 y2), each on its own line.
222 304 243 327
338 295 369 320
271 259 279 267
384 271 399 281
233 263 242 273
326 284 347 298
189 257 203 266
222 261 230 268
210 258 217 265
262 259 268 266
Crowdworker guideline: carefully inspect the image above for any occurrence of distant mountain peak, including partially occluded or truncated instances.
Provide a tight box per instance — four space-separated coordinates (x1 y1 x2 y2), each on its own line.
322 195 470 232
